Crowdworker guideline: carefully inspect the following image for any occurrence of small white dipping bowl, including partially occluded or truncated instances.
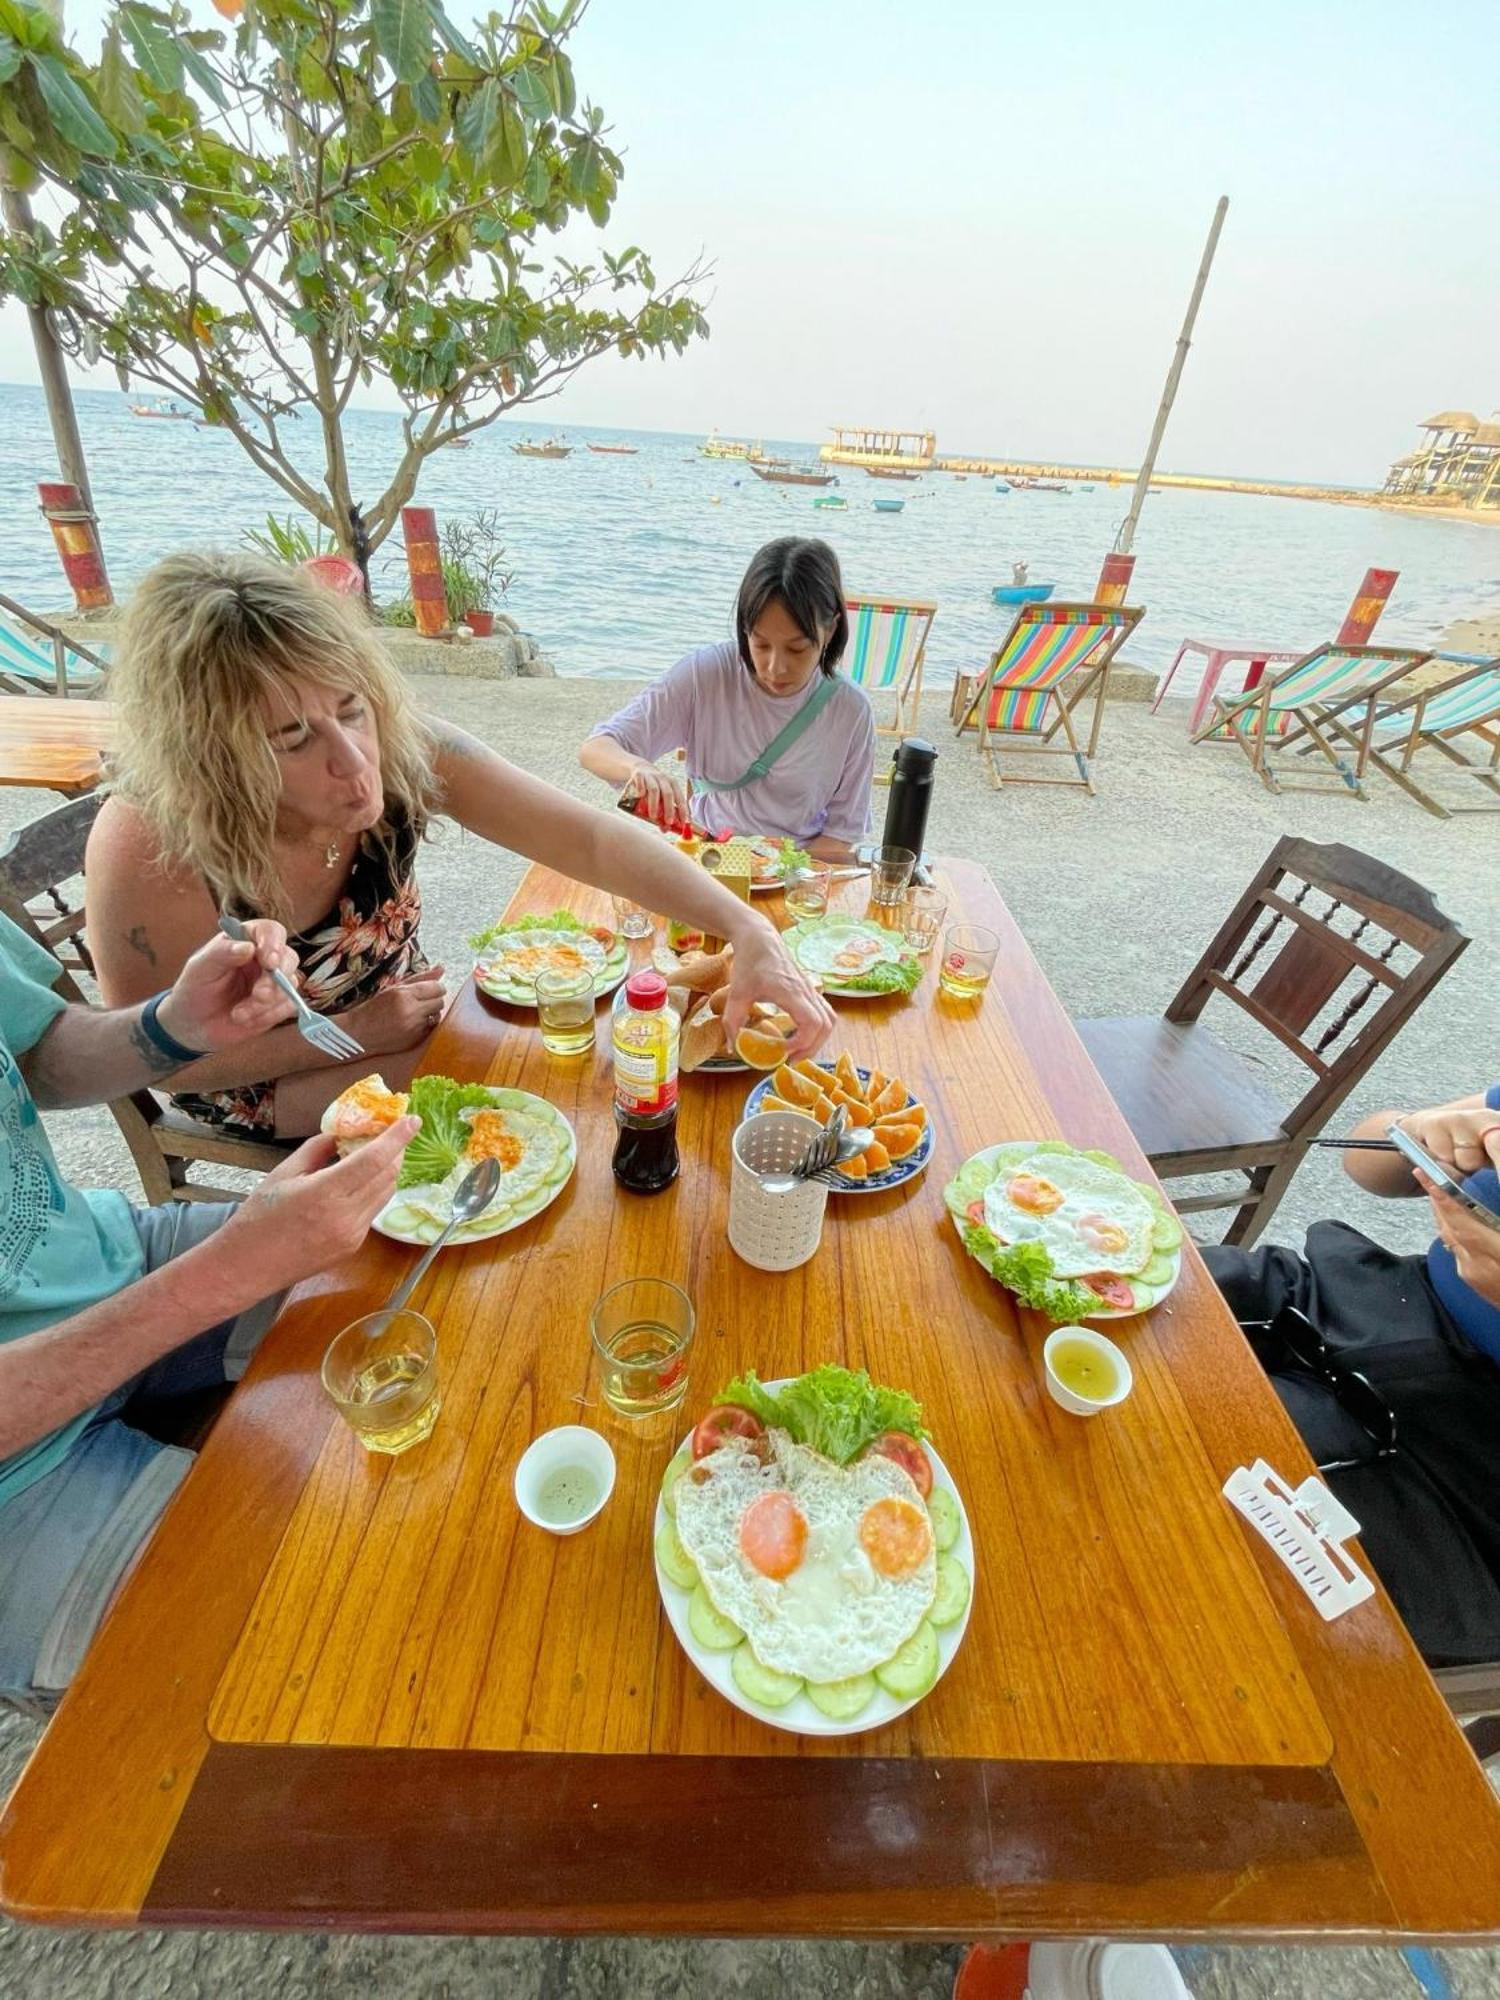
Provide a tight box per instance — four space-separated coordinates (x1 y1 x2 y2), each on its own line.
1043 1325 1134 1417
514 1425 616 1535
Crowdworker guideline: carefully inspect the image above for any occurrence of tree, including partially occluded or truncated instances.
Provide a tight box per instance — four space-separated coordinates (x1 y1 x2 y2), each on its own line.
0 0 707 563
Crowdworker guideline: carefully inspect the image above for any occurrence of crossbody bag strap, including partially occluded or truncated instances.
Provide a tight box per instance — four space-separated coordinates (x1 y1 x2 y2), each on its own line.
693 674 838 794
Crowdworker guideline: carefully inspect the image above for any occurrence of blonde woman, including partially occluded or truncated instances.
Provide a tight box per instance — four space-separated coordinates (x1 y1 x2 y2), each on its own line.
86 553 833 1136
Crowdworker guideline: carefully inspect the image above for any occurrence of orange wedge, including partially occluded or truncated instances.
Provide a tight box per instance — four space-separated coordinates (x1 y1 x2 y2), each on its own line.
836 1154 870 1181
894 1100 928 1136
760 1094 803 1116
774 1064 823 1109
861 1139 892 1174
831 1087 867 1119
834 1051 862 1095
869 1078 909 1120
875 1121 922 1161
865 1068 890 1101
792 1058 829 1086
736 1005 796 1071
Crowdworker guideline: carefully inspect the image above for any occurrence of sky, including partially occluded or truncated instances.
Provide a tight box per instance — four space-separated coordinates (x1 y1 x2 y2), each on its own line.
4 0 1497 485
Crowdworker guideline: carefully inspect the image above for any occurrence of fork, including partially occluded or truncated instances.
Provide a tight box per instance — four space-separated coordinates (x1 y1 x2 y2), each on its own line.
218 911 365 1061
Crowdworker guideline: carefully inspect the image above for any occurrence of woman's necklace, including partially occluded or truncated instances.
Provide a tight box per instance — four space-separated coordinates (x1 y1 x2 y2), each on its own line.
323 838 340 870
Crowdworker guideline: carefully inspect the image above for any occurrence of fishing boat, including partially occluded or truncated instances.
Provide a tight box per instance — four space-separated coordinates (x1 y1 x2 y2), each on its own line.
587 442 639 455
748 462 836 488
865 465 920 481
991 582 1056 606
131 399 193 421
443 436 472 450
512 438 571 458
1007 478 1071 493
873 498 905 514
700 432 753 459
812 494 847 510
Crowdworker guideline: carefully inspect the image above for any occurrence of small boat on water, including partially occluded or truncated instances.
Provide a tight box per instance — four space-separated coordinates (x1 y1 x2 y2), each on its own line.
873 498 905 513
865 465 921 481
587 442 639 455
443 436 472 450
991 582 1056 606
813 494 847 510
131 399 193 421
512 438 571 458
749 461 836 488
1007 478 1071 493
700 432 754 459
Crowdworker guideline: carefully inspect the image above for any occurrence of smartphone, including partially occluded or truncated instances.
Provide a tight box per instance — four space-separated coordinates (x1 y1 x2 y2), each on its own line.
1387 1124 1500 1233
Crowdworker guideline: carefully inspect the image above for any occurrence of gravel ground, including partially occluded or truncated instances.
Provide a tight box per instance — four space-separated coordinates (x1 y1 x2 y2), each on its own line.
2 677 1498 1999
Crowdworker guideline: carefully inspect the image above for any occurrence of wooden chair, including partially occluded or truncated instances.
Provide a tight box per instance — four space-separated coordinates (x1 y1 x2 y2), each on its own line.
1076 837 1467 1246
0 795 289 1203
1192 641 1431 798
1359 655 1500 818
954 601 1144 794
0 592 110 698
842 593 937 737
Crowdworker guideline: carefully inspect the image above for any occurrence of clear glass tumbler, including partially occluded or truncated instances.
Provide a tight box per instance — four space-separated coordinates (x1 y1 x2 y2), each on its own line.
322 1309 440 1455
534 965 597 1056
590 1277 696 1418
939 923 1000 1000
870 845 916 906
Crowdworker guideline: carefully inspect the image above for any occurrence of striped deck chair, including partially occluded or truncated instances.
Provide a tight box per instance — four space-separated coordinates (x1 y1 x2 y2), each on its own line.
954 601 1144 793
843 593 937 737
0 593 110 697
1193 642 1430 798
1359 655 1500 817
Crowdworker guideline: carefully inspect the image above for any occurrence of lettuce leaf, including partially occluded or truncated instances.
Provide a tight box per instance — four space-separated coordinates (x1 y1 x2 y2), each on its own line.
960 1224 1105 1323
397 1075 497 1189
717 1364 926 1465
775 838 812 877
840 953 922 995
468 908 588 953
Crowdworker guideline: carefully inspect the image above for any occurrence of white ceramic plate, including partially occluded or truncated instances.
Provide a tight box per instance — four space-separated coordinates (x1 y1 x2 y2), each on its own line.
785 917 919 1000
374 1087 576 1246
743 1064 933 1193
943 1141 1182 1319
473 919 629 1008
654 1389 974 1738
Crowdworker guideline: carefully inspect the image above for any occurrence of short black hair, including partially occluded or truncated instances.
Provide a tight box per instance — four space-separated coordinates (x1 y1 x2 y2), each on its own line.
734 538 848 678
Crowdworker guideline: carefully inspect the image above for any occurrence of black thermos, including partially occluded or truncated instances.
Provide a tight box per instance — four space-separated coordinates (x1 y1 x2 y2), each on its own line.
881 737 937 869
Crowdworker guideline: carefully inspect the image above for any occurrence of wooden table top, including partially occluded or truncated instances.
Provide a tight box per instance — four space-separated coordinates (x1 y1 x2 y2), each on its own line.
0 694 113 793
4 857 1499 1940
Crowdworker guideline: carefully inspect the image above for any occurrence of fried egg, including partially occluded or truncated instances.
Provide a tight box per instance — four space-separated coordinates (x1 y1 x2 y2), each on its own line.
793 922 903 982
320 1074 409 1153
673 1430 936 1682
983 1149 1154 1278
479 931 609 989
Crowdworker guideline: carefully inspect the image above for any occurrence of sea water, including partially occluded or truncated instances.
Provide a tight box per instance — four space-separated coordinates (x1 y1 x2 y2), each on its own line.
3 382 1496 685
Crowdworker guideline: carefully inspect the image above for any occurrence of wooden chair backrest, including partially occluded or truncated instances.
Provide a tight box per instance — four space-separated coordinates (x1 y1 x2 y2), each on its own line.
0 792 104 977
983 601 1143 732
1166 837 1467 1135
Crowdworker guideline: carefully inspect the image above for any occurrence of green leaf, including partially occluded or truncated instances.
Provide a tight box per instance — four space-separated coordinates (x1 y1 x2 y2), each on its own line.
494 89 527 185
177 34 226 108
29 55 118 160
119 5 183 94
569 133 603 197
288 305 320 336
717 1366 927 1466
295 247 322 278
372 0 434 86
457 74 497 162
397 1075 497 1189
426 0 479 67
410 67 442 126
0 32 20 85
96 28 145 135
511 59 552 124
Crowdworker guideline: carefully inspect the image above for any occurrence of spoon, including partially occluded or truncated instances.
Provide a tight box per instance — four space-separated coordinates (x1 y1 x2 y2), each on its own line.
757 1107 852 1195
380 1157 502 1317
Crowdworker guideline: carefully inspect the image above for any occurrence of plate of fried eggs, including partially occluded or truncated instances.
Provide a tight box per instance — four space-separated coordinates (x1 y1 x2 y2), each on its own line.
471 912 629 1007
785 917 917 996
653 1385 974 1737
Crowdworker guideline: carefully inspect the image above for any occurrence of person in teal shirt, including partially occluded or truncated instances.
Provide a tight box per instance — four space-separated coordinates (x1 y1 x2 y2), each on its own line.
0 911 417 1715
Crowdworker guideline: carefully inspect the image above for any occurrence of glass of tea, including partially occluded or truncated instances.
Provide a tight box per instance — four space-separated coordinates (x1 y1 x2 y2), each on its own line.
612 893 653 940
322 1308 440 1455
590 1276 695 1419
534 965 597 1057
939 923 1000 1000
783 862 832 923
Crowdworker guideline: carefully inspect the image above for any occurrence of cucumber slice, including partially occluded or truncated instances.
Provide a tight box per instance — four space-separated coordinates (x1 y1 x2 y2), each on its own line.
926 1486 961 1554
731 1643 803 1709
807 1673 877 1721
1082 1147 1124 1172
654 1520 698 1591
1137 1251 1176 1288
687 1584 743 1651
1127 1280 1157 1311
947 1157 999 1208
1150 1208 1184 1252
930 1553 971 1630
875 1620 940 1701
660 1449 690 1519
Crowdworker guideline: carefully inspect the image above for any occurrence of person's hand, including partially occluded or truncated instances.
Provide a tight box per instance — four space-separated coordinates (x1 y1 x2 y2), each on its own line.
342 967 449 1054
624 759 693 834
720 917 835 1060
218 1116 419 1294
1397 1106 1500 1181
1419 1177 1500 1309
156 920 299 1051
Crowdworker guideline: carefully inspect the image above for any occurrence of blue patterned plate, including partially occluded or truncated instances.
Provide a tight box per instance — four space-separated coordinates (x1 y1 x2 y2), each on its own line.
744 1063 932 1194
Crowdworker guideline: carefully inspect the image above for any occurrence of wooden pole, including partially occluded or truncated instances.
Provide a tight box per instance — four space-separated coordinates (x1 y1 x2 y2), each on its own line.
1 186 97 514
1114 196 1229 557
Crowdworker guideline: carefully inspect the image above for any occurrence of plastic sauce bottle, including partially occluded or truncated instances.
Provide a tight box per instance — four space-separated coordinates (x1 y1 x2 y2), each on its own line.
611 971 681 1194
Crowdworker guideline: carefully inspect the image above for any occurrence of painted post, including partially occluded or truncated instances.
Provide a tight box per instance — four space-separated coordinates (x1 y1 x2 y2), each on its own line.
401 506 448 636
1092 551 1136 606
38 482 111 610
1335 568 1398 646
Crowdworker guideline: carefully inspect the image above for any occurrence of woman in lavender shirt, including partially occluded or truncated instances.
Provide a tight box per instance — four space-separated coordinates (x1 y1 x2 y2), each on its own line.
579 539 876 861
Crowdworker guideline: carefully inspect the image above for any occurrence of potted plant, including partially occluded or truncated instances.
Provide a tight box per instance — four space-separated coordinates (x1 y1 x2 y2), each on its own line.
441 512 513 637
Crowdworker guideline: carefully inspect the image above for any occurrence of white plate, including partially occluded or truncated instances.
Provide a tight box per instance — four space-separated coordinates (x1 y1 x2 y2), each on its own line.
374 1088 577 1245
473 920 629 1008
743 1063 933 1193
944 1141 1182 1319
785 916 919 999
654 1391 974 1738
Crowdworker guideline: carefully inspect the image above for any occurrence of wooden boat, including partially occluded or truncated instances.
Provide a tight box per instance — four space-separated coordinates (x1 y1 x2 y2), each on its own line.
700 433 753 459
443 436 472 450
587 442 639 455
748 462 836 488
991 582 1056 606
865 465 920 481
812 494 848 510
1007 478 1070 493
873 498 905 513
512 439 571 458
130 400 193 421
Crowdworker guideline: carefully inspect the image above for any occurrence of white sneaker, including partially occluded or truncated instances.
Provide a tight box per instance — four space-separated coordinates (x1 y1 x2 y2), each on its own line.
1026 1941 1193 1999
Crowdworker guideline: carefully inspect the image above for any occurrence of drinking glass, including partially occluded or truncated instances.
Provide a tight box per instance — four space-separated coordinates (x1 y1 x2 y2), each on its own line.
612 893 653 940
322 1309 440 1455
590 1277 696 1419
869 845 916 906
904 885 948 955
939 923 1000 1000
783 862 832 922
534 965 597 1056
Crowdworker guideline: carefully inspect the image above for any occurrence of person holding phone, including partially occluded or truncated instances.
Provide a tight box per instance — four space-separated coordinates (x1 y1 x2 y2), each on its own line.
1202 1087 1500 1666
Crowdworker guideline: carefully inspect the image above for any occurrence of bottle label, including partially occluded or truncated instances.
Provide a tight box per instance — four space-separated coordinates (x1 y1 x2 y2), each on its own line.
614 1046 678 1117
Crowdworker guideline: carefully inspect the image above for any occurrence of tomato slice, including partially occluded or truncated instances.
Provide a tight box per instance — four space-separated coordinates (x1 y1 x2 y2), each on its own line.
1083 1272 1136 1311
865 1429 933 1498
690 1404 766 1460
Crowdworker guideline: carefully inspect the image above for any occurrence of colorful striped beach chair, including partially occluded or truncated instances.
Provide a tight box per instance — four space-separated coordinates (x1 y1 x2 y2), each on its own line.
0 594 110 697
954 600 1144 793
1193 642 1431 798
1356 655 1500 817
842 592 937 736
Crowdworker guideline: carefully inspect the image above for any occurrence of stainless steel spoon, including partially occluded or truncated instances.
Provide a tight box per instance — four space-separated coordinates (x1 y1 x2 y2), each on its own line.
379 1157 502 1317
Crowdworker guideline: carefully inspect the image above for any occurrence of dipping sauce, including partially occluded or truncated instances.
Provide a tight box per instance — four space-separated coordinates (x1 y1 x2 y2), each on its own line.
535 1463 604 1526
1048 1336 1122 1402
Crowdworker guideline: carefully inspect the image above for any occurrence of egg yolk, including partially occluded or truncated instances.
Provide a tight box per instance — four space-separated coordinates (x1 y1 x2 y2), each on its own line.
858 1497 933 1580
464 1111 524 1171
1079 1212 1130 1254
739 1490 808 1580
1008 1173 1064 1215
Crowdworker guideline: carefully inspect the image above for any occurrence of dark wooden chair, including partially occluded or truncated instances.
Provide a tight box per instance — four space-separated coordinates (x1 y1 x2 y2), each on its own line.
0 794 289 1203
1076 837 1468 1246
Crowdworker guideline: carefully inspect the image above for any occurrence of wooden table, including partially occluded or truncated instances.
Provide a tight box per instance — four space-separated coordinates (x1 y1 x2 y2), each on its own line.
0 695 114 794
4 859 1499 1940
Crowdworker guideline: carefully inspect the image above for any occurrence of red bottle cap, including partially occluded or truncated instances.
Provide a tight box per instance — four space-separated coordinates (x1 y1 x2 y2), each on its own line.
624 970 668 1010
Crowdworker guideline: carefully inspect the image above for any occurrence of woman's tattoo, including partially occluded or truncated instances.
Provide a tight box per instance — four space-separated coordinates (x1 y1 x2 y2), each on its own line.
126 925 157 966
